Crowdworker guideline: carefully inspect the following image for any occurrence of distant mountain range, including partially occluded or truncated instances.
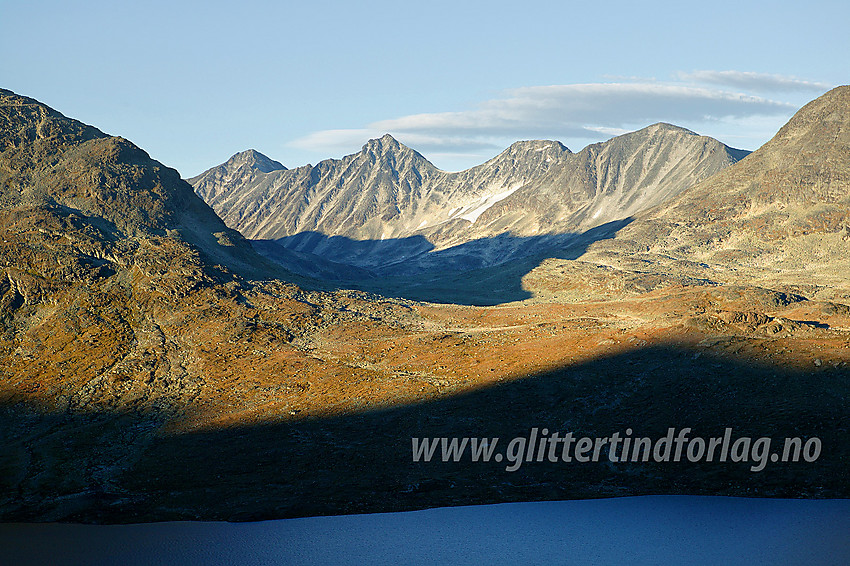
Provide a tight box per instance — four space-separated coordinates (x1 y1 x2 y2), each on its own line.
190 124 749 277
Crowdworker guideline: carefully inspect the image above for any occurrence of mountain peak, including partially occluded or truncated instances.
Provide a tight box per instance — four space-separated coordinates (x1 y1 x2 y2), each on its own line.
597 122 748 160
225 149 286 173
484 140 571 168
360 134 432 165
505 139 571 153
795 84 849 116
363 133 403 151
769 84 849 146
642 122 699 136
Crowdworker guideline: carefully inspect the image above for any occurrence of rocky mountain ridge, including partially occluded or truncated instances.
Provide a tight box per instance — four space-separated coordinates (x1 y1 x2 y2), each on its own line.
190 124 748 275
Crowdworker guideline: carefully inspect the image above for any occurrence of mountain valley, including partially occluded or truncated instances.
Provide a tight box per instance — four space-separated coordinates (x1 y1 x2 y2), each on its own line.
0 87 848 523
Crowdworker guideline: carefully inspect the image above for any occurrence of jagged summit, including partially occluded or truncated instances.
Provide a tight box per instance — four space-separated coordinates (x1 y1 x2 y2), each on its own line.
360 133 432 164
224 149 286 173
508 139 570 149
499 139 571 155
363 133 402 150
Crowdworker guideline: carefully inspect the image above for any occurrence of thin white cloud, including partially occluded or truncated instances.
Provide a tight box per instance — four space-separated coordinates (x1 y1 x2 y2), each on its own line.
291 128 379 152
289 80 799 163
678 70 833 92
377 133 503 153
583 125 632 136
291 129 503 156
371 84 791 137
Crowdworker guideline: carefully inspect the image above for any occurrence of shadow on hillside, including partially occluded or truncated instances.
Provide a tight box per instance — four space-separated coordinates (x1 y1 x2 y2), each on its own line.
2 344 847 523
252 218 633 305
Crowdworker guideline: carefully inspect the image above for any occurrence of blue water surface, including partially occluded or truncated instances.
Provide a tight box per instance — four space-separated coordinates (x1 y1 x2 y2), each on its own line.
1 496 848 565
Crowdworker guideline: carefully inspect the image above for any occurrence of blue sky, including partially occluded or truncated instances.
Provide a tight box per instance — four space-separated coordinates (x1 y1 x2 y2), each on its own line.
1 0 847 176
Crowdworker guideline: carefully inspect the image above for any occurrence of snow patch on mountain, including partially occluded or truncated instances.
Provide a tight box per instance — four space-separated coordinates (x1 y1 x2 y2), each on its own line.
455 183 524 223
